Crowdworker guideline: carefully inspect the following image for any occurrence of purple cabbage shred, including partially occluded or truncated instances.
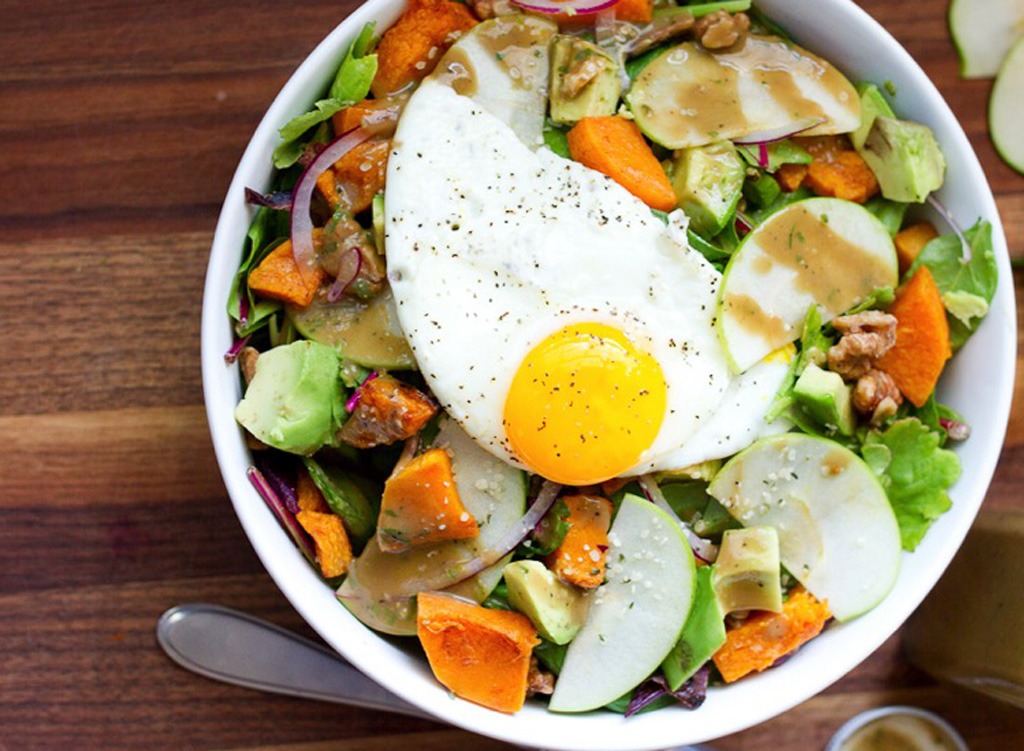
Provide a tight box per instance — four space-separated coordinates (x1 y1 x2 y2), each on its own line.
244 186 293 211
939 417 971 441
224 334 251 364
624 666 710 717
345 371 379 413
256 455 300 514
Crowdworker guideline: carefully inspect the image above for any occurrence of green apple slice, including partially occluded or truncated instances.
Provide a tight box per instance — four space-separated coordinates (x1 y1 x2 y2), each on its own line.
949 0 1024 79
717 197 898 373
708 433 901 621
626 35 860 150
990 36 1024 175
548 494 696 713
429 15 557 148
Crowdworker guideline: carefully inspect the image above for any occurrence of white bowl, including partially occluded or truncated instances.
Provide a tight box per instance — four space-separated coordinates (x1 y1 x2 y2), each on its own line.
201 1 1016 748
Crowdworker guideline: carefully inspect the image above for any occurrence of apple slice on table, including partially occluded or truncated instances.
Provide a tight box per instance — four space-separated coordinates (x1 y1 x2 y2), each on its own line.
548 494 696 713
717 197 898 373
949 0 1024 79
708 433 902 621
990 37 1024 175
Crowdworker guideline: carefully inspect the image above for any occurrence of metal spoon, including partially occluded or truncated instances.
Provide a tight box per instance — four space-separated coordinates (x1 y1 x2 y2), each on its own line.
156 602 716 750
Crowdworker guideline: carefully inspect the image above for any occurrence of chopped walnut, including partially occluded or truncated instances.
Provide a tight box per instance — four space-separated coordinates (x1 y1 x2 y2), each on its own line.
853 368 903 425
624 13 695 58
694 10 750 50
526 657 555 697
239 346 260 385
827 311 898 380
561 52 609 99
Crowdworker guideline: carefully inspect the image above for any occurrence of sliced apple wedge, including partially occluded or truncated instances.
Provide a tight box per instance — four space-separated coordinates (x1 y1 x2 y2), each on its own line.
626 35 860 150
548 494 696 713
949 0 1024 79
717 197 898 372
708 433 901 621
429 15 557 148
990 37 1024 175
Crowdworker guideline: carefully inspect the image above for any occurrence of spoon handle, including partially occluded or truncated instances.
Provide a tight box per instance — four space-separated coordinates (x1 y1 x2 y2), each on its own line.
156 602 434 720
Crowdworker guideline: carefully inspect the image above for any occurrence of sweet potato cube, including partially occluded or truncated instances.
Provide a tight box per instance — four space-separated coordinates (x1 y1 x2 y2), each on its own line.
776 163 808 192
378 448 479 552
297 468 331 513
337 374 438 449
875 265 952 408
246 239 325 307
894 222 939 275
712 587 831 683
545 495 613 589
296 509 353 578
609 0 653 23
567 116 677 212
416 591 540 713
370 0 477 98
804 150 880 204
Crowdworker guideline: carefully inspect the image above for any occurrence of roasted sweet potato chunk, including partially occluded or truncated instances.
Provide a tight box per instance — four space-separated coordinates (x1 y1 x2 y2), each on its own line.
545 494 614 589
337 374 437 449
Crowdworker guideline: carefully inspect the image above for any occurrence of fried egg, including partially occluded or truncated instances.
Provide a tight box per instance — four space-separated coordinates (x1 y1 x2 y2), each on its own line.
384 79 788 485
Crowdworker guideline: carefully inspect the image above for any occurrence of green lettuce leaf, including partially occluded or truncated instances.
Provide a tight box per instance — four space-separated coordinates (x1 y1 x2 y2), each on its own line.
861 418 961 551
908 220 998 350
272 22 379 169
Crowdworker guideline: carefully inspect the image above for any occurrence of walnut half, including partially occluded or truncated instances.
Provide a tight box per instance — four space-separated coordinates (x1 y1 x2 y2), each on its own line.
827 311 898 380
852 368 903 426
694 10 750 49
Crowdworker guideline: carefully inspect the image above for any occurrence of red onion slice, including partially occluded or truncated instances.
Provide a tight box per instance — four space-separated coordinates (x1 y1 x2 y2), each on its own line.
732 117 826 145
638 474 719 564
290 127 376 282
326 247 363 302
380 480 562 599
511 0 617 15
926 194 972 263
248 466 316 563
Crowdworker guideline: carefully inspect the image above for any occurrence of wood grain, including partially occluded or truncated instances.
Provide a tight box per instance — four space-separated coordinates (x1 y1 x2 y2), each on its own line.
0 1 1021 750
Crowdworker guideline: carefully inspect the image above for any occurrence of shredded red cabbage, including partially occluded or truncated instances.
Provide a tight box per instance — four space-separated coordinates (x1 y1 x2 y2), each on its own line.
345 370 379 413
247 466 315 562
624 667 710 717
224 334 251 364
926 194 972 263
244 187 293 211
257 455 300 514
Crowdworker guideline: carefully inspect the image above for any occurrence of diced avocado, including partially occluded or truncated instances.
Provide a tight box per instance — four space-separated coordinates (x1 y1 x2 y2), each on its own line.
793 362 856 436
503 559 589 645
743 171 782 208
670 141 745 237
713 526 783 615
661 565 726 690
549 36 622 126
234 340 345 455
851 82 896 150
857 116 946 203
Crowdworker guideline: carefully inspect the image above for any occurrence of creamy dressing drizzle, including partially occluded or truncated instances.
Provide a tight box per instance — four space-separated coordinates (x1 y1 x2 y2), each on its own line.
634 35 855 144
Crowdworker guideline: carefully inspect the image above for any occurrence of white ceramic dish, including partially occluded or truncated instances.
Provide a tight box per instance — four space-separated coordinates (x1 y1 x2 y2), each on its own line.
200 1 1016 748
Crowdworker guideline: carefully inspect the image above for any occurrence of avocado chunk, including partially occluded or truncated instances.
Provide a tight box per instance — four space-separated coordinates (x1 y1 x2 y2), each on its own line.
793 362 856 436
670 141 745 237
549 35 622 126
234 340 346 455
857 116 946 203
661 565 726 690
851 82 896 150
713 527 783 615
503 559 589 645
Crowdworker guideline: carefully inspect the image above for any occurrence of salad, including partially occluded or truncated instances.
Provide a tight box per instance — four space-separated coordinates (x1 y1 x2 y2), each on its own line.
227 0 999 717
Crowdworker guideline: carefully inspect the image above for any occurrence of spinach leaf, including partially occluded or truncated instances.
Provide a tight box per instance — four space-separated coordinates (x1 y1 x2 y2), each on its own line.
273 22 379 168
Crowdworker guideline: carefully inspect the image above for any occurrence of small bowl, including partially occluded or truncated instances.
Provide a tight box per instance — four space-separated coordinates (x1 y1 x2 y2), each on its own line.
825 706 969 751
200 1 1016 749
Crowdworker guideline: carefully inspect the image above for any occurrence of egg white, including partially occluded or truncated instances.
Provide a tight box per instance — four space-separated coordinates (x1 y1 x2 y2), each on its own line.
384 79 787 477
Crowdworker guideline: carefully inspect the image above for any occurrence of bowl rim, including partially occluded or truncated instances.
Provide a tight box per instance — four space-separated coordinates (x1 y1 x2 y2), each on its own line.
200 1 1017 748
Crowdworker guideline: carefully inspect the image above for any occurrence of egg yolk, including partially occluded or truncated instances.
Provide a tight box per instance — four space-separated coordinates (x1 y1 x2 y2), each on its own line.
503 323 667 486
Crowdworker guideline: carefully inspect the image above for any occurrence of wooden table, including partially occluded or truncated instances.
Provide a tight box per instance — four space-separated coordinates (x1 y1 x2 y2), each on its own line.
1 1 1021 749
